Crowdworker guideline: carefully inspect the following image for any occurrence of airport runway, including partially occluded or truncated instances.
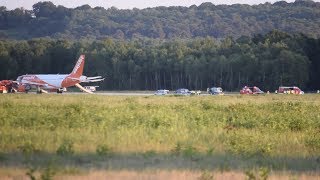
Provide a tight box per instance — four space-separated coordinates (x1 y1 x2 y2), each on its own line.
13 91 319 96
93 92 155 96
68 91 319 96
66 91 229 96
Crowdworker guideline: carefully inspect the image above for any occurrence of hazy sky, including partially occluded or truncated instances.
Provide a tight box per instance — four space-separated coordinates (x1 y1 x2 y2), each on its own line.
1 0 318 10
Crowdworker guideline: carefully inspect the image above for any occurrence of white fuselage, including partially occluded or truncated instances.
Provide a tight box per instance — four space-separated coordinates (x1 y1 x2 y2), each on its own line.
38 74 67 87
19 74 68 89
17 74 87 90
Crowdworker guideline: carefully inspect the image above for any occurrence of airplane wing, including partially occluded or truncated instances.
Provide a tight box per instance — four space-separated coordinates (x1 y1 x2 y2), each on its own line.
81 76 105 83
82 78 105 83
86 76 102 80
67 77 81 81
69 76 105 83
22 81 47 87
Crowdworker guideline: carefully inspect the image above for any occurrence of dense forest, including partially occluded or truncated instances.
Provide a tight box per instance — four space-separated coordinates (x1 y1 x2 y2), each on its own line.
0 0 320 40
0 1 320 91
0 31 320 91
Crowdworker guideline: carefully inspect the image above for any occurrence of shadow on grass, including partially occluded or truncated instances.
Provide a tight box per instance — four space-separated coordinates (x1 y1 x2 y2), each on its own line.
0 152 319 172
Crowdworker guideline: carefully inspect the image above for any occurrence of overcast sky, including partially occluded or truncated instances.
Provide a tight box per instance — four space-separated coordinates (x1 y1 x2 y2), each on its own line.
1 0 318 10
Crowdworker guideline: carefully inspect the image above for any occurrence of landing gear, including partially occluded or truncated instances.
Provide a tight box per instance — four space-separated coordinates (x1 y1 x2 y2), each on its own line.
57 88 66 94
36 86 42 94
23 84 31 93
36 86 48 94
57 89 63 94
9 88 16 93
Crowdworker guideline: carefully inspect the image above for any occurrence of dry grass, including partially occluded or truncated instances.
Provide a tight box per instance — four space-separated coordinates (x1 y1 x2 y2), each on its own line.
1 94 320 179
1 169 320 180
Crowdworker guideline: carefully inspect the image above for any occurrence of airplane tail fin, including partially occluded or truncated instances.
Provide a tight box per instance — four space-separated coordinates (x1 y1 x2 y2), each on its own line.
71 55 85 77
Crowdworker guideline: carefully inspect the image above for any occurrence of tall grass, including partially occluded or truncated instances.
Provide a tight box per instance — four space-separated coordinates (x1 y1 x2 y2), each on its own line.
0 94 319 157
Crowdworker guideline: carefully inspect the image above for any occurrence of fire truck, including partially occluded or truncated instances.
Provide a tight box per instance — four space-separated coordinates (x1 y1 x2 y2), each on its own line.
0 80 15 93
276 86 304 95
0 80 29 93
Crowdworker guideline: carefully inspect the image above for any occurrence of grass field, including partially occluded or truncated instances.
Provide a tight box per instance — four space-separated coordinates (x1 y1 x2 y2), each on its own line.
0 94 320 179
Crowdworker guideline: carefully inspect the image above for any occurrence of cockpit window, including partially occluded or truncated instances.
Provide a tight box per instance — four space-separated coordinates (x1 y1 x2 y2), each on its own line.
16 76 22 82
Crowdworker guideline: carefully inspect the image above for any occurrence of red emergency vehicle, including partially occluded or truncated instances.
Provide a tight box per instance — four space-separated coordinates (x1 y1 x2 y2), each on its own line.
0 80 14 93
277 86 304 95
240 86 264 94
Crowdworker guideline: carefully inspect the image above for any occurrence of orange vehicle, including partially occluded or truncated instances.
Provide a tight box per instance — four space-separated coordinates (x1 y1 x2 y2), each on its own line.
277 86 304 95
0 80 15 93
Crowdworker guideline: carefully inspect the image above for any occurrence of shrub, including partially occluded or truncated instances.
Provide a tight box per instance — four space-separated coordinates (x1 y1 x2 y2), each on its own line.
40 163 57 180
19 142 39 162
225 133 273 157
201 101 212 110
305 133 320 153
171 142 182 155
244 169 256 180
56 140 74 156
182 145 197 157
19 142 38 157
26 166 37 180
143 150 156 158
259 167 270 180
96 144 112 156
288 118 304 131
198 170 214 180
244 167 270 180
206 147 214 156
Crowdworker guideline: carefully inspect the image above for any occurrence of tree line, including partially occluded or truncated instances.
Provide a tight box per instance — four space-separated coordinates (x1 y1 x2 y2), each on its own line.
0 0 320 40
0 30 319 91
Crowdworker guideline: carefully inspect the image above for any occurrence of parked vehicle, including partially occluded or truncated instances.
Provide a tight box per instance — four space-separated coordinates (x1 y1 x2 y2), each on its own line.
208 87 224 95
175 88 191 95
84 86 98 92
240 86 264 94
277 86 304 95
0 80 11 93
154 89 169 95
0 80 17 93
190 90 201 95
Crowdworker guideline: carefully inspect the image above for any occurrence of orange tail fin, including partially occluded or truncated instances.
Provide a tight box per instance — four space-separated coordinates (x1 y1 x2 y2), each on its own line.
71 55 85 77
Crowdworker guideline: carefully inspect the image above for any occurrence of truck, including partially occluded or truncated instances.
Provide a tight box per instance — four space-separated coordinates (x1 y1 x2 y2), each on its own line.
276 86 304 95
208 87 224 95
0 80 15 93
84 86 99 92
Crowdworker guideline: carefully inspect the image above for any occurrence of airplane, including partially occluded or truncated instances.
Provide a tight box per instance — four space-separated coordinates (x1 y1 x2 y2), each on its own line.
15 55 104 94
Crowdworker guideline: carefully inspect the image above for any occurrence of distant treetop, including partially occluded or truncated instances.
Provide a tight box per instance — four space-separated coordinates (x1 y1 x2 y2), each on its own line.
0 0 320 40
